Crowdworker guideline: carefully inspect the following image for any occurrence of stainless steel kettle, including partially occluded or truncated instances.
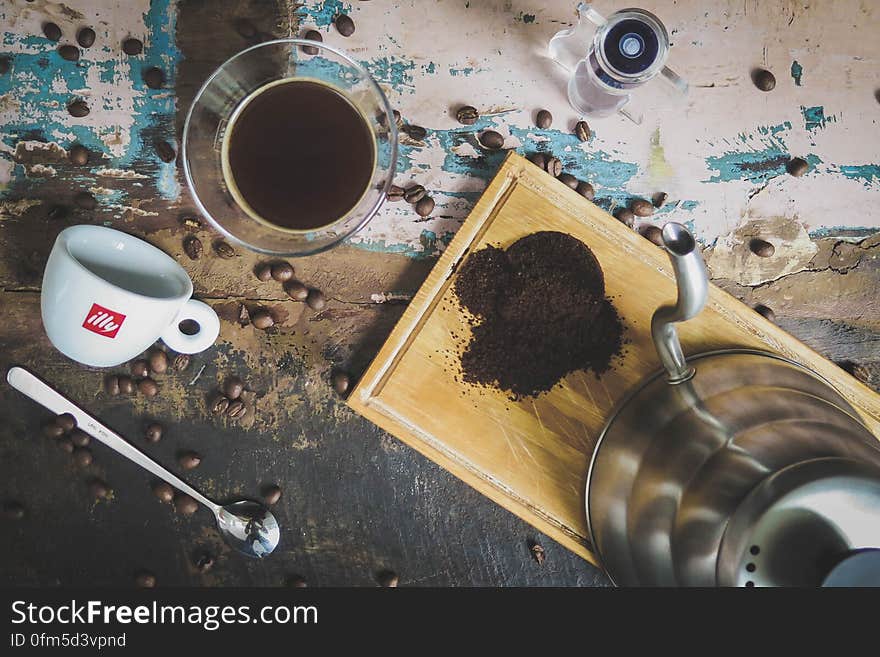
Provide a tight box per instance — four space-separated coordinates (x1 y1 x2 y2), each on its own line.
586 223 880 587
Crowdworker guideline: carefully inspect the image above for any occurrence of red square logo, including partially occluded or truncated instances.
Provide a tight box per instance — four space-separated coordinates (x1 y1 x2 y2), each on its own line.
82 303 126 339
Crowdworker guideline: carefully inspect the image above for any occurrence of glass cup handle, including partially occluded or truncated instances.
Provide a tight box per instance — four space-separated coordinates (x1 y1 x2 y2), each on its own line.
660 65 689 96
160 299 220 354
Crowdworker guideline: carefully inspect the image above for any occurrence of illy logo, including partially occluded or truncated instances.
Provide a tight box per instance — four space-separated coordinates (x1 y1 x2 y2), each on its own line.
82 303 126 338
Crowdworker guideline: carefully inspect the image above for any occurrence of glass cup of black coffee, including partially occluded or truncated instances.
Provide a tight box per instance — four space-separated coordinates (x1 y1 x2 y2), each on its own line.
183 39 398 256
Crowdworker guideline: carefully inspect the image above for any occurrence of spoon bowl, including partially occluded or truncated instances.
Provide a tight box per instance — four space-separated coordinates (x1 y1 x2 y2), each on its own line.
216 500 280 558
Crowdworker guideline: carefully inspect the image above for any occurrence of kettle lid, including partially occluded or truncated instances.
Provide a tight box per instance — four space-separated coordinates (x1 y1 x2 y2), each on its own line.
822 549 880 587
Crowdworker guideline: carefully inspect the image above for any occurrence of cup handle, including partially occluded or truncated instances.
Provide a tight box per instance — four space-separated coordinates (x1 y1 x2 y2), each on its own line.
160 299 220 354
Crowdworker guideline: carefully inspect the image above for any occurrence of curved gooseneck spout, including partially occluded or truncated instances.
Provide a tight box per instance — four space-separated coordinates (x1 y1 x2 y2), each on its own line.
650 223 708 384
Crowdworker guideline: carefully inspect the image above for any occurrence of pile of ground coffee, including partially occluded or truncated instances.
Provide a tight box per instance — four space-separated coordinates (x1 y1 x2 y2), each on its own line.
454 231 624 399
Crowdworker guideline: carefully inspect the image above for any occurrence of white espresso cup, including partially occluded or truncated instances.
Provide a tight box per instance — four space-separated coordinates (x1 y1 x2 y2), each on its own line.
41 225 220 367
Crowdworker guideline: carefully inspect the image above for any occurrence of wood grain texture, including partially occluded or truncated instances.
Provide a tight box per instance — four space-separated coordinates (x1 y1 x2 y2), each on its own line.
348 152 880 562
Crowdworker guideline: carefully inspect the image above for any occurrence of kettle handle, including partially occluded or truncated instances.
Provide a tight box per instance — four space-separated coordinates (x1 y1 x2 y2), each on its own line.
651 223 708 383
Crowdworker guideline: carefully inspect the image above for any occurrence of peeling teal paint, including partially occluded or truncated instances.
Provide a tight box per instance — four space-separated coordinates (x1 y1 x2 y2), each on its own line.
802 106 835 132
449 66 476 77
790 60 803 86
366 56 415 91
299 0 350 28
422 62 436 74
0 0 181 202
830 164 880 187
705 151 822 184
353 230 454 259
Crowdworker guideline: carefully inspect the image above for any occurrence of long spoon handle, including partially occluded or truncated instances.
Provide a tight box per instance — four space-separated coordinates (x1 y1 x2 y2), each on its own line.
6 366 218 512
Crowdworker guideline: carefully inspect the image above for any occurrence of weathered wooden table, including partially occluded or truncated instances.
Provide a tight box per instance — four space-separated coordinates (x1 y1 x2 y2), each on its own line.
0 0 877 586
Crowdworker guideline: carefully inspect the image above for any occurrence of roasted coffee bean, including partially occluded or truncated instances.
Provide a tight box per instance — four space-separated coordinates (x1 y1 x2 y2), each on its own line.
154 140 175 163
787 157 809 177
302 29 322 55
144 422 163 443
77 27 96 48
238 304 250 326
56 413 77 433
456 105 479 125
134 571 156 588
271 261 294 282
104 374 120 396
130 359 149 377
226 399 246 419
0 57 9 76
57 437 74 453
253 263 272 282
73 447 93 467
149 349 168 374
194 551 215 573
152 481 174 503
403 124 427 141
530 543 546 565
2 500 25 521
576 181 595 200
545 156 562 177
214 241 236 259
332 371 350 396
89 478 111 499
377 570 399 587
68 144 89 165
306 289 326 311
183 235 203 260
118 375 135 395
251 308 274 329
630 199 654 217
386 184 405 202
44 420 65 439
641 225 664 246
174 493 198 515
74 191 96 210
754 304 776 322
285 281 309 302
415 196 435 217
535 109 552 129
574 120 591 142
750 238 775 257
178 451 201 470
223 376 244 400
263 485 282 506
287 575 308 587
478 130 504 150
138 377 159 396
615 208 635 228
172 353 190 371
210 394 230 415
43 23 62 42
122 38 143 55
557 173 578 189
143 66 165 89
47 204 68 221
754 69 776 92
653 192 668 208
404 184 426 203
528 152 547 169
67 100 89 117
70 429 90 448
335 14 355 37
58 45 80 61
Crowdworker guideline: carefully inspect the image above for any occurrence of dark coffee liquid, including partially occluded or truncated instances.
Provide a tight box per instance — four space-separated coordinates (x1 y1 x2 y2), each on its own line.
224 80 375 231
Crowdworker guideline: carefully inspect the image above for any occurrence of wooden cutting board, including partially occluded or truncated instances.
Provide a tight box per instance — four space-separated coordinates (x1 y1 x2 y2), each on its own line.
348 151 880 564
